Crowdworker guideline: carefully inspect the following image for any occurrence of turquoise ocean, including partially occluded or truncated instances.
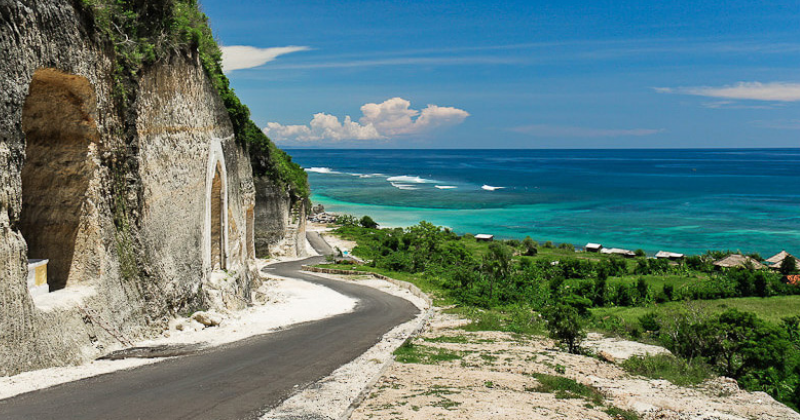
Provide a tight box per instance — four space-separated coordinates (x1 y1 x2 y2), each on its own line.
287 149 800 256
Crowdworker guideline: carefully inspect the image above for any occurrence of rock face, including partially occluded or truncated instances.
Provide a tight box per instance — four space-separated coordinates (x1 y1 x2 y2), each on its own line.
254 176 308 259
0 0 300 375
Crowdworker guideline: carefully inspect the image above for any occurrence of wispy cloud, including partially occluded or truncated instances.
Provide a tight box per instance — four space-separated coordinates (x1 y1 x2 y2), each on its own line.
656 82 800 102
221 46 310 72
511 124 663 138
221 39 800 74
262 56 521 70
701 100 782 110
265 98 470 144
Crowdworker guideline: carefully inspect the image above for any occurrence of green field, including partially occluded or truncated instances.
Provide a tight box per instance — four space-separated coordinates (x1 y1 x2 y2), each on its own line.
592 295 800 328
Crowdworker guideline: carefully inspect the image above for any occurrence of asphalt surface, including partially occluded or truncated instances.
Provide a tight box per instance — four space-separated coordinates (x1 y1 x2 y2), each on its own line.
0 240 419 420
305 231 335 256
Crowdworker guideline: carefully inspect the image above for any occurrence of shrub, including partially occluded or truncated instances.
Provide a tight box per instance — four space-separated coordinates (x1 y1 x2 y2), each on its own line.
621 354 713 386
544 303 586 354
662 284 674 301
638 312 661 333
359 215 378 229
781 255 799 275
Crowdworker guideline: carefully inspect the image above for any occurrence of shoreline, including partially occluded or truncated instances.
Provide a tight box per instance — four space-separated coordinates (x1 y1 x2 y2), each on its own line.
309 207 793 260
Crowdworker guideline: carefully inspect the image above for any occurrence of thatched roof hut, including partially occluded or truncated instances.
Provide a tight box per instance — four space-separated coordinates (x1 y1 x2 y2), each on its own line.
713 254 765 270
766 250 800 270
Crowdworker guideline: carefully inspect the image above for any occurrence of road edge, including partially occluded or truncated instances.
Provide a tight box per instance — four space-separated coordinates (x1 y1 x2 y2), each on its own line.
260 267 434 420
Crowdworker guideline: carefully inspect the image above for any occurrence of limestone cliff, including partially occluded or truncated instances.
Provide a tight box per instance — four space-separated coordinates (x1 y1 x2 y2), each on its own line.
0 0 307 375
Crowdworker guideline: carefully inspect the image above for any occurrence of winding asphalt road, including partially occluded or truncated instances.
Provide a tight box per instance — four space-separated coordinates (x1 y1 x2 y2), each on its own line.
0 238 419 420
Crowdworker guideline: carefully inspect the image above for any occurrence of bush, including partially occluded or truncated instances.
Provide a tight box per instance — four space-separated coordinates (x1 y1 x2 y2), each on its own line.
544 303 586 354
621 354 713 386
359 215 378 229
638 312 661 333
558 243 576 252
781 255 799 275
543 241 555 249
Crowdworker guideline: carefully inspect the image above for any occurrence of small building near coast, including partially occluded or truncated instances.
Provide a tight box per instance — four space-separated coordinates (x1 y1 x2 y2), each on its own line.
585 243 603 253
475 234 494 242
765 250 800 271
656 251 685 261
601 248 636 258
713 254 765 270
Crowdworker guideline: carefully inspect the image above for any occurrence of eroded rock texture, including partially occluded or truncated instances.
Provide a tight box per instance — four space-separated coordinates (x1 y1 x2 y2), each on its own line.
0 0 300 375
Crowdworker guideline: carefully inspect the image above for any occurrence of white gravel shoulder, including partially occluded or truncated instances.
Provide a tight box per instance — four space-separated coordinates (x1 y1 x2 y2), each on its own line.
261 272 431 420
0 260 357 401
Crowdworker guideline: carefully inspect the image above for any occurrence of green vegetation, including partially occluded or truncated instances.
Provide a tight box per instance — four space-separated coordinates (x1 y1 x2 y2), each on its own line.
393 340 464 364
74 0 308 199
621 354 713 386
329 218 800 410
526 373 604 406
782 255 799 275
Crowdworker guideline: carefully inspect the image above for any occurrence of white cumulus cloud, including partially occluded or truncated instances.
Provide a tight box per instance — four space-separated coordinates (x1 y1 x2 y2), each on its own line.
264 98 470 143
221 46 310 72
655 82 800 102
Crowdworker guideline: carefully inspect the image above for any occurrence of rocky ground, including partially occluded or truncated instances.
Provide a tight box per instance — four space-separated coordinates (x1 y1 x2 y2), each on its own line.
351 310 800 420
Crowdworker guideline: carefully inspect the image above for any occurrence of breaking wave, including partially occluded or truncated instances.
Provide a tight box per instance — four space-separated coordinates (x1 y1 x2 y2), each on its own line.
386 175 431 184
482 185 505 191
306 167 339 174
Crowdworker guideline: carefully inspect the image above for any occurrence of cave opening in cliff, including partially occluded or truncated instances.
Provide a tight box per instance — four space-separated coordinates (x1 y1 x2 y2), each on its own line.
210 162 226 270
19 68 98 291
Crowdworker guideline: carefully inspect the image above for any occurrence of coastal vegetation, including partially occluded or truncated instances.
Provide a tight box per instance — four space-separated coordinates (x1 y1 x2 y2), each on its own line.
326 218 800 410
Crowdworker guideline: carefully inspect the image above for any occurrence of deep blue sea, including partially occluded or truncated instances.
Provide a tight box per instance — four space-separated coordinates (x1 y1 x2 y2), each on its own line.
287 149 800 256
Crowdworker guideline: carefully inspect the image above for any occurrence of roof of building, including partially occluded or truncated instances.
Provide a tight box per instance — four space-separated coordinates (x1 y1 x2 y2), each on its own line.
656 251 685 259
713 254 765 269
767 250 791 263
585 243 603 249
474 234 494 240
601 248 636 257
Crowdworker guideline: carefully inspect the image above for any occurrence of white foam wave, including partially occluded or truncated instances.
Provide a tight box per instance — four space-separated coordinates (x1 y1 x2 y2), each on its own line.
390 182 419 190
482 185 505 191
306 167 340 174
351 173 384 178
435 185 458 189
386 175 430 184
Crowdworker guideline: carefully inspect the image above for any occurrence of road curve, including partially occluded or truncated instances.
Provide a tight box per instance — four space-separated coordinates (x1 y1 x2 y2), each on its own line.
0 257 419 420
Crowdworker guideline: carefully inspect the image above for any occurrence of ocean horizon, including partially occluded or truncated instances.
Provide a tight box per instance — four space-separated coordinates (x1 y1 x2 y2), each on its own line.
287 148 800 257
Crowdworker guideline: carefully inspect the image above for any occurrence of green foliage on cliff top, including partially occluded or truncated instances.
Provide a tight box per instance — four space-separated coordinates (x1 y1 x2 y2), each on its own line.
75 0 309 199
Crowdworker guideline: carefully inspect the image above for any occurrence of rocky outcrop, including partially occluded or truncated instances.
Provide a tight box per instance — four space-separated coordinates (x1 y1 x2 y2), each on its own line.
253 176 308 259
0 0 299 375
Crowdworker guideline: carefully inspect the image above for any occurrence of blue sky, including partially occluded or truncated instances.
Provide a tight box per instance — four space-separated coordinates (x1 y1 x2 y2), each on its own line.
200 0 800 149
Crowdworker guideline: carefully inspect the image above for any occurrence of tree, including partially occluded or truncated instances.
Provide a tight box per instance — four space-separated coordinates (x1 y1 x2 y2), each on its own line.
359 215 378 229
544 303 586 354
699 309 790 379
781 255 798 275
522 236 538 256
484 242 513 300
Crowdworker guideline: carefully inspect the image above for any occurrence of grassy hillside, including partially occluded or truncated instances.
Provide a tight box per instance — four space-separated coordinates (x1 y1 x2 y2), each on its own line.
325 218 800 411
